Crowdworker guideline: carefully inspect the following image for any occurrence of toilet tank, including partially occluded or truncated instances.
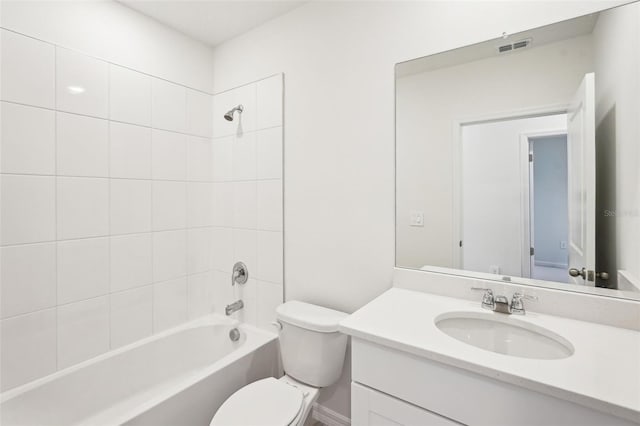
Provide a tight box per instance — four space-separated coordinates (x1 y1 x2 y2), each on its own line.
276 301 349 388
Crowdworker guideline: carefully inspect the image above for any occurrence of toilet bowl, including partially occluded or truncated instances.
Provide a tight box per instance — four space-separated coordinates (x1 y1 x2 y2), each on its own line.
210 301 348 426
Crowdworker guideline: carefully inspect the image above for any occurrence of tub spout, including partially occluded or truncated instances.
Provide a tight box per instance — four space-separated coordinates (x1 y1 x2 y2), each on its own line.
225 300 244 316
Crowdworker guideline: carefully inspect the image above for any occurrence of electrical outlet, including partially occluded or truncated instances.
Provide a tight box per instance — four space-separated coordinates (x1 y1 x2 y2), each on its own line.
560 241 567 249
409 210 424 227
490 265 501 274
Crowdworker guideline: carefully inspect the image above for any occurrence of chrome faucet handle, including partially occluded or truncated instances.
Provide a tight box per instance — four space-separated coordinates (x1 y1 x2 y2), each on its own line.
471 287 495 310
510 292 538 315
231 262 248 286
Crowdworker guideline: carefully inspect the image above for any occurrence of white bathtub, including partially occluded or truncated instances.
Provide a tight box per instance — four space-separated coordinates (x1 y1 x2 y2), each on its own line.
0 315 279 426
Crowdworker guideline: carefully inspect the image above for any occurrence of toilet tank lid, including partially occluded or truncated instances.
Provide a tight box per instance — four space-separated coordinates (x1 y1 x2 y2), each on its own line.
276 301 349 333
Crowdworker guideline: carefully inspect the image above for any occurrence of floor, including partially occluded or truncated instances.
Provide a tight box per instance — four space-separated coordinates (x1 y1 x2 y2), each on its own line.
533 265 569 283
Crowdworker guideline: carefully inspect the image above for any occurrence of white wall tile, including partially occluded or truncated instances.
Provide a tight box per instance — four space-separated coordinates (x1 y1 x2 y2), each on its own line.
57 296 109 369
212 183 234 227
56 47 108 118
56 112 109 177
233 181 257 229
256 75 283 130
212 83 256 138
110 179 152 235
153 277 187 332
1 175 56 245
109 64 152 126
153 230 187 282
187 227 213 274
232 132 256 181
1 309 56 391
152 181 187 231
187 89 213 138
187 136 212 182
213 77 284 333
109 122 152 179
57 177 109 240
257 180 283 231
256 127 283 180
110 233 153 293
1 243 56 318
187 271 214 319
211 227 233 273
0 30 55 108
187 182 213 228
152 130 187 180
257 231 283 284
256 281 283 331
57 238 109 305
151 78 186 133
233 278 257 325
212 137 233 182
233 229 257 275
1 102 55 175
211 270 234 315
110 286 152 348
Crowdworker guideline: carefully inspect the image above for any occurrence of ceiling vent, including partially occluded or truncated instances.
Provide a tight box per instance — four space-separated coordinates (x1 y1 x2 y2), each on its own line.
498 38 532 54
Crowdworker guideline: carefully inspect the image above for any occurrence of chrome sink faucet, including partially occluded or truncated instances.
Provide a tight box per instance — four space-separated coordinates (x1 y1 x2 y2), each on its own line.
471 288 537 315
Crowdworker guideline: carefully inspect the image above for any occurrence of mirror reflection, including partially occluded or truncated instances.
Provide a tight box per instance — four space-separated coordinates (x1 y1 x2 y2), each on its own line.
395 3 639 297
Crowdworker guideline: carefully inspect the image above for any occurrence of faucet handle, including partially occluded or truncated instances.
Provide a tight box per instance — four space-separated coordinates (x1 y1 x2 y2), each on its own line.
471 287 495 310
510 292 538 314
231 262 248 286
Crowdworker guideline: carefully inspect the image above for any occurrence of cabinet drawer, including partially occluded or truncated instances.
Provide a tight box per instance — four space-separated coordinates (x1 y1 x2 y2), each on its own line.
352 382 461 426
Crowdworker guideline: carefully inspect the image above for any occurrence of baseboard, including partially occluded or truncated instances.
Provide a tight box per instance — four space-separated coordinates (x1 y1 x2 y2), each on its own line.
311 403 351 426
534 260 567 269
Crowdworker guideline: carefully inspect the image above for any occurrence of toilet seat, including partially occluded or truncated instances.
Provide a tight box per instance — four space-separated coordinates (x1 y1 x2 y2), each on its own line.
211 378 304 426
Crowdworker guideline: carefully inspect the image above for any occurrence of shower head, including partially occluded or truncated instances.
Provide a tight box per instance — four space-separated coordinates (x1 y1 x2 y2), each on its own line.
224 105 244 121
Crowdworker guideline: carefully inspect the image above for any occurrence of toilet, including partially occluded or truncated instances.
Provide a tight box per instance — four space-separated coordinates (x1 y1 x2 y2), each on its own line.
211 301 349 426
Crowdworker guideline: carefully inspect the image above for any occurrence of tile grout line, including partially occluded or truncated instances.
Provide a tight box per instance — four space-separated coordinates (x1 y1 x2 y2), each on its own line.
53 44 59 373
107 62 112 352
0 99 211 139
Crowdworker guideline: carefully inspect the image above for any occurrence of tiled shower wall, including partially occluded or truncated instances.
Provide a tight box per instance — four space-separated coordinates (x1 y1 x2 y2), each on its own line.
210 75 284 330
0 29 215 391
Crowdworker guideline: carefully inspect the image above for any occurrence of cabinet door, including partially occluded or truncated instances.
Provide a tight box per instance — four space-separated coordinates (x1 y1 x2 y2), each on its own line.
352 382 463 426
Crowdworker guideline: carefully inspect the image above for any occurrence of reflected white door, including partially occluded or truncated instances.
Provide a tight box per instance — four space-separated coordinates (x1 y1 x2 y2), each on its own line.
567 73 596 285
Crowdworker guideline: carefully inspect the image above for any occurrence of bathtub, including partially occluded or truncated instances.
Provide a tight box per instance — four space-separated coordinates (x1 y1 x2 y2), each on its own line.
0 315 279 426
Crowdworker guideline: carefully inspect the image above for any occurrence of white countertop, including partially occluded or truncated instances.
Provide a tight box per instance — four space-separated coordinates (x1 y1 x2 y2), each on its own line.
339 287 640 423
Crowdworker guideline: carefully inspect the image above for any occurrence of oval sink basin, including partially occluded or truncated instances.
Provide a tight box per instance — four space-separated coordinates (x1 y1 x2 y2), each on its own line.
435 312 574 360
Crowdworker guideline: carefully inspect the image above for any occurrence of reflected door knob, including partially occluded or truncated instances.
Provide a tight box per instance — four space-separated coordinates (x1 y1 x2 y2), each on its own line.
568 267 586 279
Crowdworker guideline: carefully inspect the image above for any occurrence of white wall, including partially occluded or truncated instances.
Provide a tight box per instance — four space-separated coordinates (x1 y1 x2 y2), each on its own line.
592 2 640 289
396 34 593 270
0 0 214 92
210 0 622 418
209 75 285 330
0 2 216 392
461 115 567 277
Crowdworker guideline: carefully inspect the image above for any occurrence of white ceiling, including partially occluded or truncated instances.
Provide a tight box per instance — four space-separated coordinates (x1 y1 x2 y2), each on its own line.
118 0 305 47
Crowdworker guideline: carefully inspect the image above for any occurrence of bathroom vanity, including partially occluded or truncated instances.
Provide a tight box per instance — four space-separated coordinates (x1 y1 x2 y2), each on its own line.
340 287 640 426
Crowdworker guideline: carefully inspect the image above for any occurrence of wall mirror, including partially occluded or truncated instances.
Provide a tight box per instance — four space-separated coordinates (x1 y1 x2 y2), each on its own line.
395 2 640 300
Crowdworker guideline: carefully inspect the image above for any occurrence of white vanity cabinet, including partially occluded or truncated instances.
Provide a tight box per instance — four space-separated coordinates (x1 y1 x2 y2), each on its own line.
350 339 637 426
352 382 461 426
